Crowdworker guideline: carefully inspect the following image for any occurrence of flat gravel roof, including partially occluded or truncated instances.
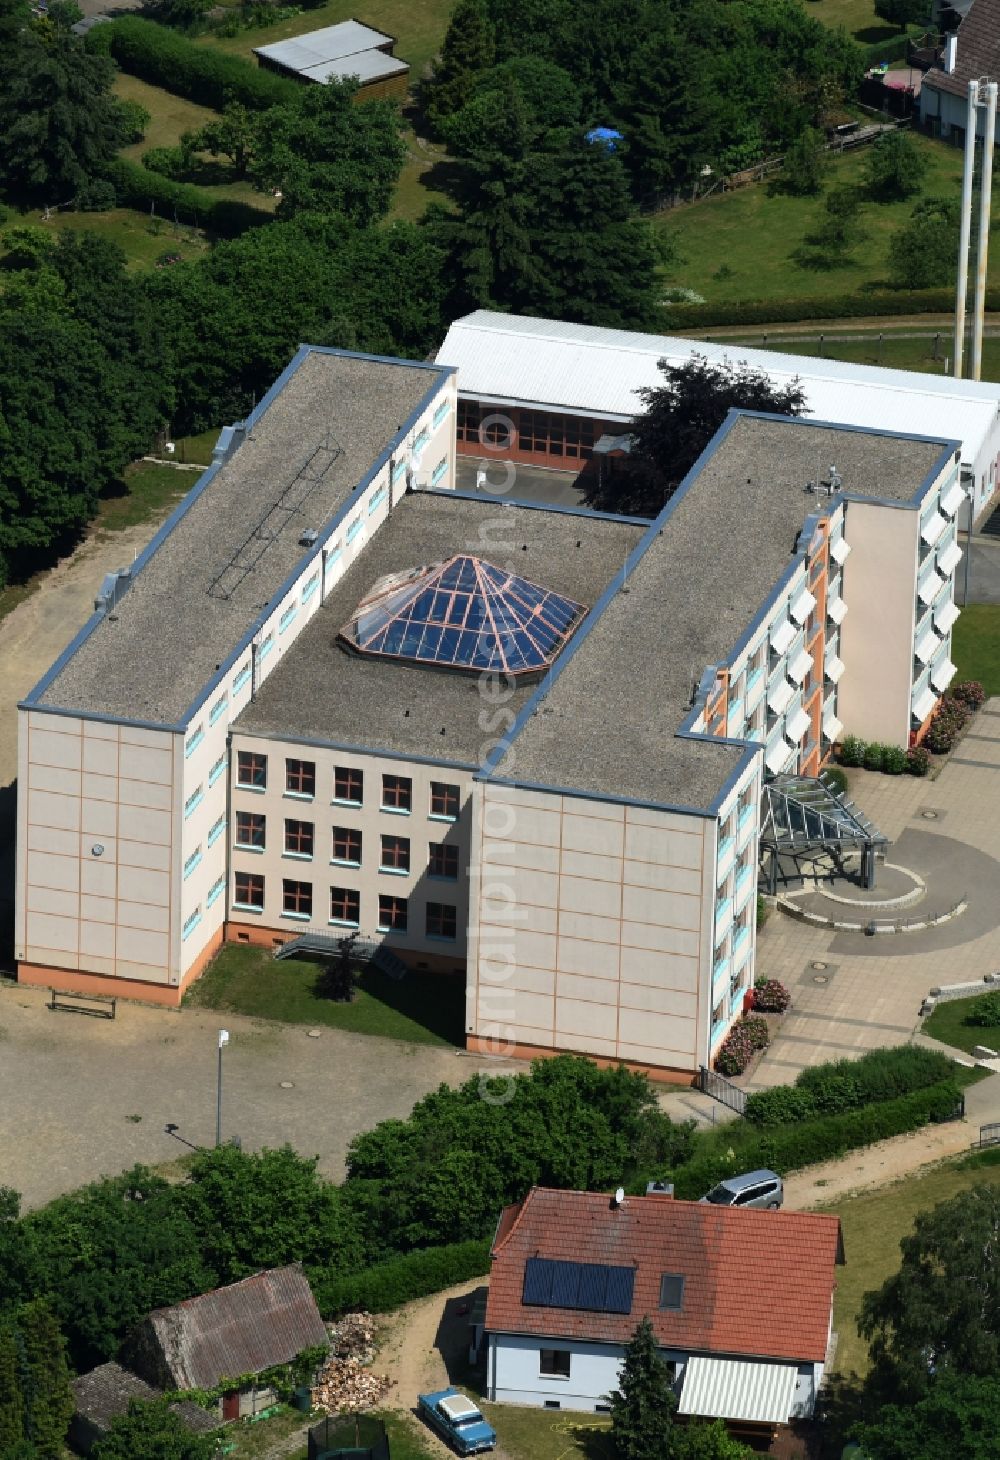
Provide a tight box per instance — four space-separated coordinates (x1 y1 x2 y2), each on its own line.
234 492 645 764
490 415 953 810
38 349 445 724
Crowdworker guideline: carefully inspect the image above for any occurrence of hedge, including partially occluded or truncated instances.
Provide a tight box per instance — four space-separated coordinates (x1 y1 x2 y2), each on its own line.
87 15 302 111
659 287 1000 331
744 1044 955 1127
106 158 272 237
311 1239 492 1318
664 1079 960 1200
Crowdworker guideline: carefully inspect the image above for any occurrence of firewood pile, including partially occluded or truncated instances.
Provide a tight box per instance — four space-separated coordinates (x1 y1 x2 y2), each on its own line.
312 1313 394 1413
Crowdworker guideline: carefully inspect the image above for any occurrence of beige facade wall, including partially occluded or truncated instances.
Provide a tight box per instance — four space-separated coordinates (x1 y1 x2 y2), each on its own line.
466 782 720 1075
16 709 182 987
228 734 472 961
837 501 919 747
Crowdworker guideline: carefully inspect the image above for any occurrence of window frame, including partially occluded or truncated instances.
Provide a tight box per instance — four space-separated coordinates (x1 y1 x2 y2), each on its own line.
331 826 362 867
381 773 412 814
428 842 459 881
237 749 267 791
281 877 312 920
234 871 265 911
659 1274 685 1311
334 766 363 806
378 893 408 933
329 886 361 928
426 901 457 941
285 758 316 799
539 1349 571 1379
379 833 411 874
284 818 315 860
429 782 460 821
235 810 266 851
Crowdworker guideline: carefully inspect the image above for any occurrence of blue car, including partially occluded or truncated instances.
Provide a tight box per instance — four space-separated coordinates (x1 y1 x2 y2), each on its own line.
417 1387 497 1454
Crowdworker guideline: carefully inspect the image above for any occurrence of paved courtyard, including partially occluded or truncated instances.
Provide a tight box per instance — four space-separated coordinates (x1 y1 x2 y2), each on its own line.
0 983 518 1210
751 698 1000 1087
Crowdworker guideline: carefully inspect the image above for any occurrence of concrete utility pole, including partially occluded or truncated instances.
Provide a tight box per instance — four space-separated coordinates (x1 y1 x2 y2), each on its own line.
955 78 998 383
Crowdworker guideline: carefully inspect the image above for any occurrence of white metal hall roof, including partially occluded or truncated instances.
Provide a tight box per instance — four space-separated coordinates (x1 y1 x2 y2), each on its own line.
436 311 1000 463
254 20 396 74
677 1356 798 1425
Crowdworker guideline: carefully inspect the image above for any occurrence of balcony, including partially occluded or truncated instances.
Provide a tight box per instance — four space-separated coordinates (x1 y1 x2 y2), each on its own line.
734 863 754 908
716 836 735 885
713 952 730 989
715 897 733 942
731 924 750 960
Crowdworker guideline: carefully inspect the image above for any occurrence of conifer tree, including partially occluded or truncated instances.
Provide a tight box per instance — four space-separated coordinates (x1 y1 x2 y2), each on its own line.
607 1317 677 1460
425 0 496 134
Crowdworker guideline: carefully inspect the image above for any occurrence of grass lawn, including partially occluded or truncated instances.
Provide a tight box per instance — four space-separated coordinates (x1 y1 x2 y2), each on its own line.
952 604 1000 696
483 1403 615 1460
657 134 1000 309
15 206 209 271
95 461 192 535
172 426 222 464
818 1148 1000 1378
923 993 1000 1055
185 942 465 1046
195 0 451 79
114 72 218 161
806 0 920 43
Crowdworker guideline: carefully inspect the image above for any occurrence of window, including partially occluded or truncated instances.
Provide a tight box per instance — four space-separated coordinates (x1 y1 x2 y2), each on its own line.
347 517 363 544
518 410 595 461
378 894 408 932
332 827 362 865
285 819 314 858
539 1350 571 1379
234 872 264 910
712 997 725 1027
258 632 274 661
429 843 459 880
302 571 319 603
207 875 226 908
209 753 227 786
730 968 744 1001
382 774 412 813
282 879 312 919
279 602 297 632
368 485 387 515
237 750 267 790
208 814 227 847
235 811 266 850
184 786 204 819
286 758 316 797
431 458 448 487
185 725 204 758
183 847 202 880
426 902 457 940
659 1274 685 1311
412 428 430 454
182 908 202 940
433 398 450 429
392 457 407 484
334 766 363 804
380 834 410 873
429 782 460 820
457 398 481 444
330 886 360 926
233 662 251 694
210 692 228 725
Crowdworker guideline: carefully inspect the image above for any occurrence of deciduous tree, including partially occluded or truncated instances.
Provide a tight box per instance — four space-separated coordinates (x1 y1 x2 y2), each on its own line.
852 1374 1000 1460
874 0 928 33
585 355 805 516
864 128 925 202
888 196 959 289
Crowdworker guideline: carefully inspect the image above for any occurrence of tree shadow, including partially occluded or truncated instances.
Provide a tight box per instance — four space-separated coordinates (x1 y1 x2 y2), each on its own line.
420 157 468 205
855 24 907 44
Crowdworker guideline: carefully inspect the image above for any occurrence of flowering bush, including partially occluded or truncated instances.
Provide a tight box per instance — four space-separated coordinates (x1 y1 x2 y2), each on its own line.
906 745 931 777
951 680 985 711
924 695 970 754
715 1016 771 1075
753 979 791 1013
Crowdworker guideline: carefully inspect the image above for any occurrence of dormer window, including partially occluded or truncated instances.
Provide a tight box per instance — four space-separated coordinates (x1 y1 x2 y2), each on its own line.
659 1273 685 1310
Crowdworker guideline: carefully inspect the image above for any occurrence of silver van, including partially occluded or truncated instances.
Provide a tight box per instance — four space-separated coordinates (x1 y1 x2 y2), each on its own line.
699 1169 783 1210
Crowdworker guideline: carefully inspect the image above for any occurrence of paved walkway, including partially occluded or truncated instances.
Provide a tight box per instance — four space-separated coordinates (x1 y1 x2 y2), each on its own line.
751 700 1000 1088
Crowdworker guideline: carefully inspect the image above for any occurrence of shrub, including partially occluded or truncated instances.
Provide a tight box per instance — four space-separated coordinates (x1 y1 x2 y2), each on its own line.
753 979 790 1013
311 1238 492 1317
839 734 865 768
821 765 848 797
142 145 188 179
965 991 1000 1028
76 178 117 210
88 15 301 110
669 1079 961 1197
951 680 985 711
744 1044 954 1126
756 893 769 930
657 286 1000 333
907 745 931 777
863 741 884 772
881 744 908 775
113 96 151 143
106 158 271 237
715 1017 770 1076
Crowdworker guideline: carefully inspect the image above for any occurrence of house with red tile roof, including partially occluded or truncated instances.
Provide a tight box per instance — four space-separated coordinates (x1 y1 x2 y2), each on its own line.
483 1187 844 1436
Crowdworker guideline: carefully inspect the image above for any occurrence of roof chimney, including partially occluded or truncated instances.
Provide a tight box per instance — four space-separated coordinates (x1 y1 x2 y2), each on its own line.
612 1187 626 1209
944 33 958 74
645 1181 675 1199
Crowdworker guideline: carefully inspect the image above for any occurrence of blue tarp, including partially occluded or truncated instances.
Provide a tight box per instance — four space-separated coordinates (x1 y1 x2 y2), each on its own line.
585 127 623 150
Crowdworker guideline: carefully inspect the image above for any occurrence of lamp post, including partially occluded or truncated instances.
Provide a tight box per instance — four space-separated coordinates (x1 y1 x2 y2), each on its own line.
216 1029 229 1147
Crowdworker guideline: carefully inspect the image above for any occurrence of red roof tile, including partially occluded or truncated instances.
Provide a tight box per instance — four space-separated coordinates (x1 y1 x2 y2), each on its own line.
923 0 1000 100
485 1189 843 1364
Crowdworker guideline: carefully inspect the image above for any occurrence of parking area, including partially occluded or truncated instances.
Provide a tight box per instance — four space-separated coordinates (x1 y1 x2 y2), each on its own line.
0 982 517 1209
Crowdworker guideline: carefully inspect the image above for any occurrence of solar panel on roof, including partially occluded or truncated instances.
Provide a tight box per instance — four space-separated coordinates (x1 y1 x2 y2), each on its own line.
522 1258 634 1314
339 555 587 678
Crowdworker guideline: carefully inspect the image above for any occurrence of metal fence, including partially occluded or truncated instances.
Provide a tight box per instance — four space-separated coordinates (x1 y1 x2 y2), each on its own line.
698 1066 747 1117
308 1414 389 1460
978 1122 1000 1149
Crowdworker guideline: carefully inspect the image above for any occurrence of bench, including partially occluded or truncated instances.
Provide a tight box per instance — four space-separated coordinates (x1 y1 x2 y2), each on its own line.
49 988 117 1020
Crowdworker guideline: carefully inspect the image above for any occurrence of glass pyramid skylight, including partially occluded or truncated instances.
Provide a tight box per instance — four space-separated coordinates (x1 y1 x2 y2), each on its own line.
339 555 587 677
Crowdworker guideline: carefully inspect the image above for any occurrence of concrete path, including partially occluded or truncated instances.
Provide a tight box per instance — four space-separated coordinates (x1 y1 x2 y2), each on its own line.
750 701 1000 1088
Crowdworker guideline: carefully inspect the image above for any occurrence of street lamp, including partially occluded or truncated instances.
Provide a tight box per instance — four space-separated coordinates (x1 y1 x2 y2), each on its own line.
216 1029 229 1147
